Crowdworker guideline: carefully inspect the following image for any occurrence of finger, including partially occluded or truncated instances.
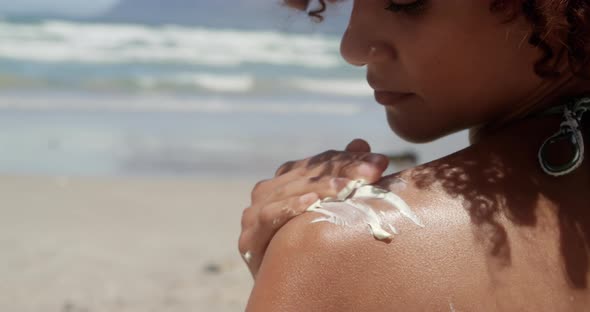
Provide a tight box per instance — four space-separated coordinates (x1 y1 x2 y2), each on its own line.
258 155 341 202
240 193 318 258
345 138 371 153
339 159 389 183
263 174 352 205
303 149 389 175
274 160 299 177
241 205 256 229
274 147 368 178
259 192 319 230
239 192 319 277
274 149 349 178
259 153 388 204
238 230 262 277
360 152 390 169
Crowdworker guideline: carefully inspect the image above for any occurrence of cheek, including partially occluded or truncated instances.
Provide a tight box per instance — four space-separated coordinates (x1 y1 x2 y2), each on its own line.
385 5 544 142
415 34 497 102
404 30 538 126
383 55 476 142
385 51 512 142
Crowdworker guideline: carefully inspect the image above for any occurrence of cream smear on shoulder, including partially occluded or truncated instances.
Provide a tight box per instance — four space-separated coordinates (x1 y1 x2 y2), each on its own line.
305 179 424 240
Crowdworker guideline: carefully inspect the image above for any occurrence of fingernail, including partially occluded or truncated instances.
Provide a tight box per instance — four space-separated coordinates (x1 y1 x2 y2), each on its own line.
299 193 318 205
365 154 385 164
358 163 376 176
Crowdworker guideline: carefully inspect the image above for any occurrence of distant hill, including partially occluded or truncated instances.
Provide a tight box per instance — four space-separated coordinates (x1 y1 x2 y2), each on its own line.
99 0 349 33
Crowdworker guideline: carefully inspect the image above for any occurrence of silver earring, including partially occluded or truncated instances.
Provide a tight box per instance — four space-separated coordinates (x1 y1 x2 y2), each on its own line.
538 98 590 177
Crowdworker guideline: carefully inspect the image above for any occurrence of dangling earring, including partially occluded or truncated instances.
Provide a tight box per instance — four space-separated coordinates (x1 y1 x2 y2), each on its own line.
538 97 590 177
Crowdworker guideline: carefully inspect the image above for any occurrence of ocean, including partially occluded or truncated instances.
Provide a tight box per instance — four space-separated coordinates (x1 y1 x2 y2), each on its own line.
0 18 468 179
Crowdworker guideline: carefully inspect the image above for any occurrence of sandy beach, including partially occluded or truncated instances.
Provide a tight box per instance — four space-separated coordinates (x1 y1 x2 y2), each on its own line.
0 175 256 312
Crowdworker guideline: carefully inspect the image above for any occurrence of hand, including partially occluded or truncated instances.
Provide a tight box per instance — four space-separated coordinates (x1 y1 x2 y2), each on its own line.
238 138 390 278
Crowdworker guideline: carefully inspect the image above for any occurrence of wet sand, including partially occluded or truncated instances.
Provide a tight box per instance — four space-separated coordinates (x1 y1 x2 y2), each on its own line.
0 175 255 311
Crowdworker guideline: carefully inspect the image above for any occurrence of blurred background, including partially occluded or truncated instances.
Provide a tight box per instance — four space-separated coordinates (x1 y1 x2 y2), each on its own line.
0 0 468 311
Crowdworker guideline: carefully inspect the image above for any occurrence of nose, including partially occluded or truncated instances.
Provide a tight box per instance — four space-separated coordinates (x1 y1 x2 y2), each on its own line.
339 11 396 67
283 0 308 11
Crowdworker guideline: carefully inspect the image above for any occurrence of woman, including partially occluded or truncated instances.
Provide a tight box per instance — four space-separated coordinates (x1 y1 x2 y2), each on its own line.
239 0 590 310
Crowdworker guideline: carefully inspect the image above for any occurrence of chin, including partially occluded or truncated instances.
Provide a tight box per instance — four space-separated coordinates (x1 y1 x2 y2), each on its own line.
386 114 449 143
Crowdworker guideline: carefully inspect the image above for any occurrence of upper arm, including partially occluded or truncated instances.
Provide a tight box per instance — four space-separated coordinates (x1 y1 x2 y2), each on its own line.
245 209 421 312
245 212 350 311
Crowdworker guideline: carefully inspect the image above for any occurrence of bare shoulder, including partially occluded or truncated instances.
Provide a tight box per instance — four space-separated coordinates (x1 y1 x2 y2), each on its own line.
246 163 485 311
247 150 590 311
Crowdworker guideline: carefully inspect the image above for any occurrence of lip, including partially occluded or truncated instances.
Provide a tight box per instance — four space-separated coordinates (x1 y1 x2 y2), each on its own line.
374 91 413 106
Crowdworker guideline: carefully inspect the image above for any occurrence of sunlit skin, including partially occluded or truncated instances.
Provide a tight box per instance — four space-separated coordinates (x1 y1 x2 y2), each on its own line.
246 1 590 311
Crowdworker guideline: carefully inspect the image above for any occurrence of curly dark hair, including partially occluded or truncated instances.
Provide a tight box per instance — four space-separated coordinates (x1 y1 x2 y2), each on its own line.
294 0 590 79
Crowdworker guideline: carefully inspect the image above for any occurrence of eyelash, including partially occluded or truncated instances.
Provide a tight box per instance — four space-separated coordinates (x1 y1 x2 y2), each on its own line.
385 0 427 14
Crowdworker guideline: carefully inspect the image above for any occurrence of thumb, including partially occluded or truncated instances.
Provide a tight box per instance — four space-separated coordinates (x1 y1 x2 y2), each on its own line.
345 138 371 153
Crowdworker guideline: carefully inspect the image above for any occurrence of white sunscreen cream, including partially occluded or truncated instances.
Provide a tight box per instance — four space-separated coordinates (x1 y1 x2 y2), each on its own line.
305 179 424 240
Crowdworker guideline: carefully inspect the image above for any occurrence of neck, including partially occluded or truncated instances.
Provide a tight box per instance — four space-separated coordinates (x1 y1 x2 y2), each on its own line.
465 93 590 184
464 111 588 182
469 74 589 145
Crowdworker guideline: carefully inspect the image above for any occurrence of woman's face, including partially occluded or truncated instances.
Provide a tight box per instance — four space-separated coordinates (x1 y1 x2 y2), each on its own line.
296 1 552 142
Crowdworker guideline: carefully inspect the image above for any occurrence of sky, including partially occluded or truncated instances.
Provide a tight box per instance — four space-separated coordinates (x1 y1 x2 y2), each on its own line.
0 0 350 33
0 0 119 16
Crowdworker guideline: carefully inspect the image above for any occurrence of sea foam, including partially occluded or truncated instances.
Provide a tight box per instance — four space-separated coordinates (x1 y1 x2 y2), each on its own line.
0 20 342 68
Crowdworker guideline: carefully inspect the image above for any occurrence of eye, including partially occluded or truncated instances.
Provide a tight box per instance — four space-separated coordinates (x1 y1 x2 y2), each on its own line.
385 0 428 14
